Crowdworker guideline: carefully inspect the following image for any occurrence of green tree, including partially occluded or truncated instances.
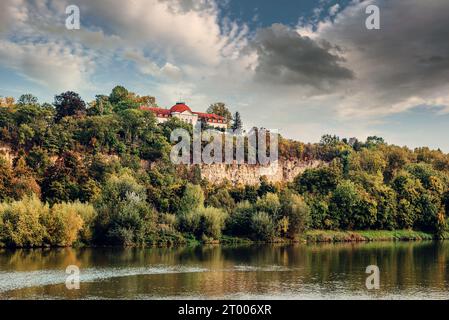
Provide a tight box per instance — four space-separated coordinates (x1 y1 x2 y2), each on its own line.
329 180 377 230
232 111 242 131
295 165 342 195
256 193 281 218
250 211 276 241
280 191 310 238
17 94 39 106
94 172 156 246
207 102 232 125
178 183 205 214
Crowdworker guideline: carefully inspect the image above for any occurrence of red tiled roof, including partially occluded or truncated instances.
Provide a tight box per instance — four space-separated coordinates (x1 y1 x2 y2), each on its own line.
140 104 226 123
193 112 225 121
140 106 171 116
170 103 192 113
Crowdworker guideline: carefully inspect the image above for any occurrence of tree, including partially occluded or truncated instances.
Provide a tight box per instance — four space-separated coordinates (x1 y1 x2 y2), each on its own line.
329 180 377 230
109 86 129 105
294 165 342 195
94 172 156 245
207 102 232 125
251 212 276 241
178 183 204 214
206 189 235 213
349 148 386 174
41 152 99 204
280 192 311 238
232 111 242 131
179 207 228 240
365 136 385 148
256 193 281 218
320 134 340 146
87 95 113 116
17 94 38 106
0 156 15 201
54 91 86 121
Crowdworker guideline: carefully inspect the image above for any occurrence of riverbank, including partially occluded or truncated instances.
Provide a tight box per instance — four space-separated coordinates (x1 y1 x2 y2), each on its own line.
0 230 445 249
221 230 446 246
303 230 446 243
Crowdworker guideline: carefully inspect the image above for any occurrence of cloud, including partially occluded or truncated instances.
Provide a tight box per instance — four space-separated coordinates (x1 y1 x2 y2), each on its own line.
0 0 27 35
251 24 354 91
2 0 449 150
124 49 183 80
73 0 247 66
310 0 449 117
0 0 247 96
328 4 340 16
0 40 94 92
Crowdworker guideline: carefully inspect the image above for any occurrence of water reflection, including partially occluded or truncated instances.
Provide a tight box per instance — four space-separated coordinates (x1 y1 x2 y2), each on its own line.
0 242 448 299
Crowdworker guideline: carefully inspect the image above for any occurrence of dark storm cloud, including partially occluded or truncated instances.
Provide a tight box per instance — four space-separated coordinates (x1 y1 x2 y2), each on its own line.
319 0 449 104
251 23 354 90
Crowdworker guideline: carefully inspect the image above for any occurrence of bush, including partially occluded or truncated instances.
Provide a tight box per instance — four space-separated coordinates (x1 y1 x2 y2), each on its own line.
94 173 156 246
206 189 235 213
250 211 277 241
41 202 85 246
0 195 47 247
255 193 281 218
225 200 254 236
281 192 310 238
178 183 204 213
50 201 94 245
179 207 228 240
306 196 331 229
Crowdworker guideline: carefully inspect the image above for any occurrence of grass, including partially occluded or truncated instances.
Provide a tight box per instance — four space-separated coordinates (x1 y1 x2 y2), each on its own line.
220 235 253 245
304 230 437 243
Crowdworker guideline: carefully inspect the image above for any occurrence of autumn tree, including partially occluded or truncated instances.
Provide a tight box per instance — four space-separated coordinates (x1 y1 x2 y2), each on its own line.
54 91 86 121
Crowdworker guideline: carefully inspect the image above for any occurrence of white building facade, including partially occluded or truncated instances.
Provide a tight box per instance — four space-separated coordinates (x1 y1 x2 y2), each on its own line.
141 102 227 129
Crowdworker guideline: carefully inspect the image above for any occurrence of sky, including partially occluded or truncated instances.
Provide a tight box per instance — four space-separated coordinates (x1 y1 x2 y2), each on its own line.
1 0 449 151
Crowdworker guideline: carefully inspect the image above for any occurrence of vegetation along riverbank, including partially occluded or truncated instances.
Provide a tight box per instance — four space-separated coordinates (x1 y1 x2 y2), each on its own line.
1 87 449 248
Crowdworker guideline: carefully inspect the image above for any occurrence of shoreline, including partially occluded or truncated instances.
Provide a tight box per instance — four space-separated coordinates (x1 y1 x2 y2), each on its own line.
1 230 446 250
303 230 444 243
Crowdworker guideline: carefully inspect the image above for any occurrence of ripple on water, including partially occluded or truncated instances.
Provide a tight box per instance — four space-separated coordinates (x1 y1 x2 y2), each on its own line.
0 266 209 293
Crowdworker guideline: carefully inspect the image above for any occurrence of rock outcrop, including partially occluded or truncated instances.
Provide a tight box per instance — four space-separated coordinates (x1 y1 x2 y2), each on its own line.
200 160 323 185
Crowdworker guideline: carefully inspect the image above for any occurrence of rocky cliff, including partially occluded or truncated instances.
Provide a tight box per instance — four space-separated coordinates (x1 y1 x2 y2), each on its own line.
200 160 323 185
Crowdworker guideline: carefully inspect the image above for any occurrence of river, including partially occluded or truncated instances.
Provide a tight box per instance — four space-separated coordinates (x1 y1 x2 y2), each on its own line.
0 241 448 299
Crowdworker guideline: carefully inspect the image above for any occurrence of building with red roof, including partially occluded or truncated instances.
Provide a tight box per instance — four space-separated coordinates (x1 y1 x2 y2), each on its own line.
140 102 227 129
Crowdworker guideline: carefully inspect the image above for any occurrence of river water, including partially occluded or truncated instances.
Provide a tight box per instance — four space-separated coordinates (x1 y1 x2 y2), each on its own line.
0 241 448 299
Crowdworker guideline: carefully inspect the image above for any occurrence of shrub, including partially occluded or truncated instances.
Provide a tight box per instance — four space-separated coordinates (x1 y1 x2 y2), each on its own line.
281 192 310 238
206 189 235 213
225 200 254 236
178 183 204 213
50 201 94 245
0 195 47 247
94 173 156 246
250 211 276 241
42 202 84 246
179 207 228 240
255 193 281 218
306 196 330 229
160 213 177 229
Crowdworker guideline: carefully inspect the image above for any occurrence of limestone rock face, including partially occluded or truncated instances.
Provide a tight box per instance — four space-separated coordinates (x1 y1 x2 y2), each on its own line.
200 160 323 185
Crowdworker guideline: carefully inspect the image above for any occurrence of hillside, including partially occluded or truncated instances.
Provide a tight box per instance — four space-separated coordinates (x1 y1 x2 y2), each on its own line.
1 87 449 247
